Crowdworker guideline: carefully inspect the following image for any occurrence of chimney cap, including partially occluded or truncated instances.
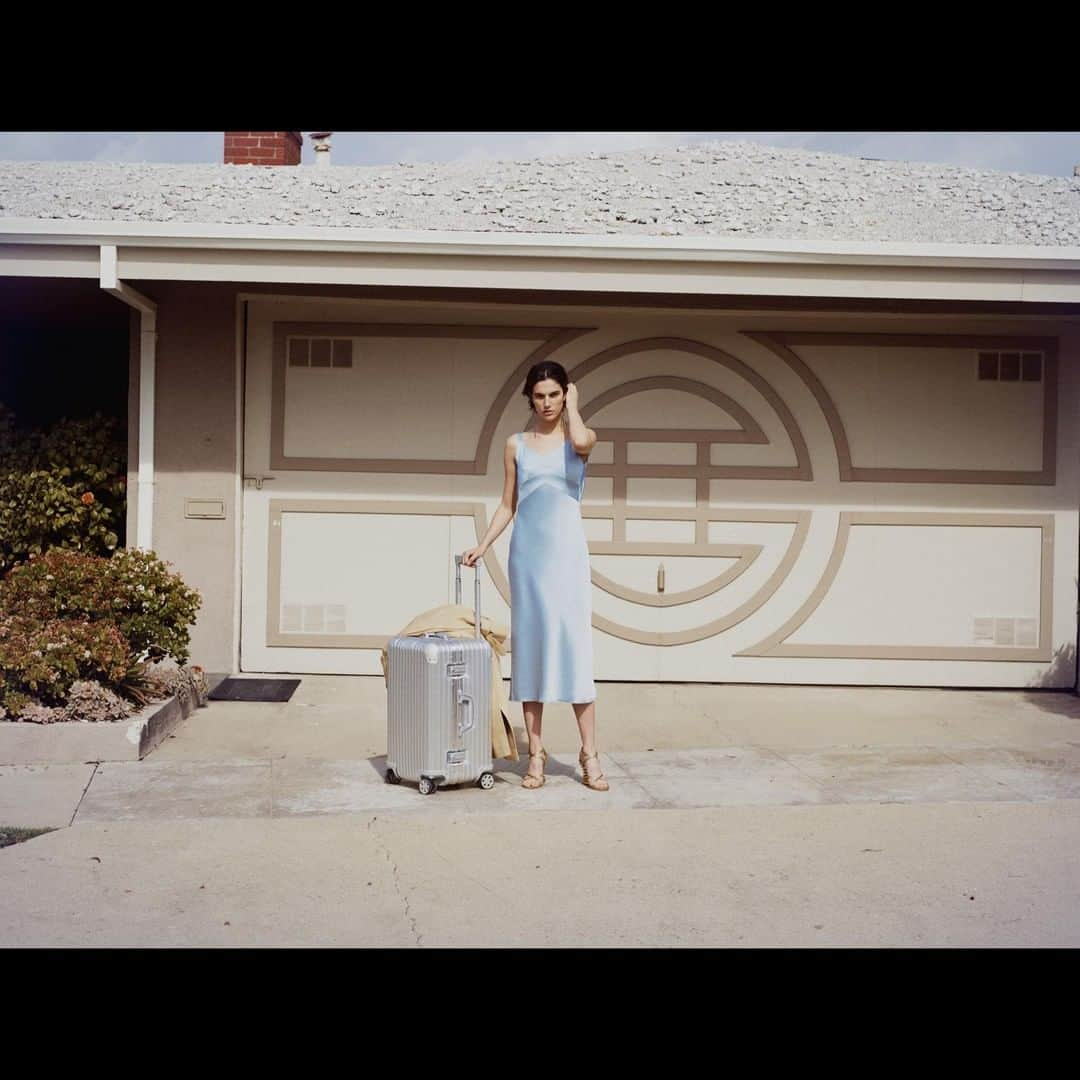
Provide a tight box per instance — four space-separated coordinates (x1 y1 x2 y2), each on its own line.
310 131 333 140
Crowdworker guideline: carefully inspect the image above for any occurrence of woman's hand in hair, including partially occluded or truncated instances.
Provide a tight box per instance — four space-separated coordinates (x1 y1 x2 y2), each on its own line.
461 546 485 568
565 382 579 412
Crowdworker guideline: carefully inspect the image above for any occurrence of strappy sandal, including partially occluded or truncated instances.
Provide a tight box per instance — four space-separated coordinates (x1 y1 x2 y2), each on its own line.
522 747 548 789
579 748 610 792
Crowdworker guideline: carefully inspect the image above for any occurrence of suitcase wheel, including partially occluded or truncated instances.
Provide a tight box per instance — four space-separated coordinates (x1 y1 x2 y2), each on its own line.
478 772 495 790
418 777 437 796
385 768 400 785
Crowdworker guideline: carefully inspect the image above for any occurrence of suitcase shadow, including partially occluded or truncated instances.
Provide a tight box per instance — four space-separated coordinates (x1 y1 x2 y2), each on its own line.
366 752 575 784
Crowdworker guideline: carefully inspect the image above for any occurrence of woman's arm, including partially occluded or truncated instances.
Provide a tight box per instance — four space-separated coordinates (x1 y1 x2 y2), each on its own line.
564 382 597 456
461 434 518 567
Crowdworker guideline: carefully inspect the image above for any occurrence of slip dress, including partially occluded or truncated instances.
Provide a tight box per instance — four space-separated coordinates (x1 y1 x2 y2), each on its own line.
508 431 596 704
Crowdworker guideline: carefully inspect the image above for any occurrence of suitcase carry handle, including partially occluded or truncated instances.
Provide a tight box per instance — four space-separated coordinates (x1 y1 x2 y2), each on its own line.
456 689 474 736
454 554 482 639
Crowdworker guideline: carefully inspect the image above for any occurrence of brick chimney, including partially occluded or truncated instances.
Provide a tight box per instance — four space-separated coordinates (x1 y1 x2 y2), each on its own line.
224 131 303 166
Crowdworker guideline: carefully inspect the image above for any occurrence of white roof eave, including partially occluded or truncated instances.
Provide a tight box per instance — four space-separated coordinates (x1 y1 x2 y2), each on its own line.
3 217 1080 272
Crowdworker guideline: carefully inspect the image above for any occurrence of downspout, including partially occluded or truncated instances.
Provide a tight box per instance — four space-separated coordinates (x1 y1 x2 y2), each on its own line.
100 244 157 550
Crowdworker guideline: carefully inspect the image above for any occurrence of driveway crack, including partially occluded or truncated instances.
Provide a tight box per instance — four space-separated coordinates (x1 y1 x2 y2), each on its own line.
758 745 850 804
70 762 101 825
939 748 1034 801
605 751 664 808
368 816 422 946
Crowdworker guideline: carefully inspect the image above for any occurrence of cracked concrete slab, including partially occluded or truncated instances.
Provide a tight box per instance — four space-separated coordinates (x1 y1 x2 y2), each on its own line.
74 761 272 822
941 745 1080 802
34 741 1080 827
609 747 841 808
0 818 415 947
0 764 96 828
271 753 651 816
665 684 1080 751
328 801 1080 947
774 748 1025 804
100 678 1080 764
3 802 1076 946
151 700 386 763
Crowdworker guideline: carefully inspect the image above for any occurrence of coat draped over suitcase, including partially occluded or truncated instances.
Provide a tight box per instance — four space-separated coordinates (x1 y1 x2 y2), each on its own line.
380 603 519 762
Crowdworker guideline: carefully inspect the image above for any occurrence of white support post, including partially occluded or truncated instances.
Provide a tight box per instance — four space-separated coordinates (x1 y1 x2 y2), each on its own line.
100 244 159 551
136 311 156 549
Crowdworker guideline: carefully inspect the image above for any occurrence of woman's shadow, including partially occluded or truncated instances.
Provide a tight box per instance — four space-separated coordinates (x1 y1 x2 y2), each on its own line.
508 731 575 780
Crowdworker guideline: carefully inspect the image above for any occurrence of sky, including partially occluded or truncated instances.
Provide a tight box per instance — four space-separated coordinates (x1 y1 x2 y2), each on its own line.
0 131 1078 177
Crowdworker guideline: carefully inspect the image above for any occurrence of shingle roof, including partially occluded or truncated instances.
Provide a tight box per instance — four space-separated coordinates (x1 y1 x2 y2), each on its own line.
1 139 1078 246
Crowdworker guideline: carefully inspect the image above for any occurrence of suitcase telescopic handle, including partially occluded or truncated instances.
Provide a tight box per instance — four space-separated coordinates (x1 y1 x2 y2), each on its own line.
454 554 482 639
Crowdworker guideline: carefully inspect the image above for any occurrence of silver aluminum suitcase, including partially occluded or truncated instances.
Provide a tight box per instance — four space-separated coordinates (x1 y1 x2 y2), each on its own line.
385 555 495 795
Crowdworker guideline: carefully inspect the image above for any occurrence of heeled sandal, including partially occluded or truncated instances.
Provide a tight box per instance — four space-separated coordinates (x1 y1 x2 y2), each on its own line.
579 748 610 792
522 747 548 789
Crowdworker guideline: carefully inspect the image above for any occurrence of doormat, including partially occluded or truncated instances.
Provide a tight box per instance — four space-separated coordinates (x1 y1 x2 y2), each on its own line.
209 678 301 703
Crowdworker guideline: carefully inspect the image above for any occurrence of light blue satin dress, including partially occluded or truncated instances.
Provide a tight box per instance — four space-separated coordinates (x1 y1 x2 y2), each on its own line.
509 432 596 704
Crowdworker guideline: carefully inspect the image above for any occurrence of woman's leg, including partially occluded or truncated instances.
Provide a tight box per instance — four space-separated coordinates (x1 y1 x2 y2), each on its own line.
572 700 597 754
523 701 545 779
573 700 609 789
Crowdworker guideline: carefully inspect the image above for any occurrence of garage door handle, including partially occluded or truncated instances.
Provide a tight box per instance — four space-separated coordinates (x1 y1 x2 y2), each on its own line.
657 562 665 593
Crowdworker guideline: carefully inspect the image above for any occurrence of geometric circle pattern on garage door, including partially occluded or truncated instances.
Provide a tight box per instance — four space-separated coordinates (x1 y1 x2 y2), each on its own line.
477 334 818 645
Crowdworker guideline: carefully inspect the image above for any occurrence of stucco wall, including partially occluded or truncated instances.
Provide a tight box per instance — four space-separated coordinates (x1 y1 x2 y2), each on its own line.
145 283 239 672
137 281 1080 687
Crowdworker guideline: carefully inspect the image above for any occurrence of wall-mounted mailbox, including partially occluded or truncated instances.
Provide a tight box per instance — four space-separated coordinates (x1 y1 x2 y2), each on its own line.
185 498 227 520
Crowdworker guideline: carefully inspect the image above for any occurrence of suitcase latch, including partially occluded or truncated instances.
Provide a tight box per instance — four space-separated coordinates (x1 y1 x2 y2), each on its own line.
447 662 466 678
447 749 467 765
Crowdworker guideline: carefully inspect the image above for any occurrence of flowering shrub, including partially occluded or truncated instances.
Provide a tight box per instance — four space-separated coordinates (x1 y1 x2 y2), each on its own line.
0 614 132 712
145 657 209 708
0 457 205 718
62 680 133 723
0 550 111 622
102 549 203 661
0 405 126 572
0 547 202 662
14 702 66 724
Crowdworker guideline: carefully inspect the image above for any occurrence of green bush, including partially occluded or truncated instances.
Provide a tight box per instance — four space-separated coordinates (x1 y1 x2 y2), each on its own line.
0 547 202 663
0 410 204 719
0 404 126 572
0 614 133 711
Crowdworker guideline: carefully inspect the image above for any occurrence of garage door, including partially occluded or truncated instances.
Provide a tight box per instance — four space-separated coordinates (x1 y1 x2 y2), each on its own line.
240 297 1074 688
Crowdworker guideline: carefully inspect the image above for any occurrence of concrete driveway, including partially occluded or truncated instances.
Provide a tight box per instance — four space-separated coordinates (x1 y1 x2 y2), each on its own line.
2 678 1079 946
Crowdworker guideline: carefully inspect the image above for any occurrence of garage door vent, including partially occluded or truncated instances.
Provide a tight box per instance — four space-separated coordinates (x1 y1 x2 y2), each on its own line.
281 603 348 633
973 616 1038 646
977 350 1042 382
287 337 354 369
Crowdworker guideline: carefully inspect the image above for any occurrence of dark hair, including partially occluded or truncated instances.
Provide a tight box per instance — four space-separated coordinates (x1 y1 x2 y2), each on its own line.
522 361 569 414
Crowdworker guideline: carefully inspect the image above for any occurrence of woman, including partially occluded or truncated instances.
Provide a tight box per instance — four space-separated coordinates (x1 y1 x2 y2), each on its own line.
461 361 609 792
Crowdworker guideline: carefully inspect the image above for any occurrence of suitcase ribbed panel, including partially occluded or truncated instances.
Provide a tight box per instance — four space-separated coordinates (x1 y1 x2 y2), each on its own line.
387 633 493 788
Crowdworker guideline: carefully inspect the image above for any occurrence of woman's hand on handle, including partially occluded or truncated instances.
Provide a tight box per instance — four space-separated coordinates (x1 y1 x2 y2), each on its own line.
461 546 485 568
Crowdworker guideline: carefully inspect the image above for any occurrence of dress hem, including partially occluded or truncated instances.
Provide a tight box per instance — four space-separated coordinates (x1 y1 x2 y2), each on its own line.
509 696 597 705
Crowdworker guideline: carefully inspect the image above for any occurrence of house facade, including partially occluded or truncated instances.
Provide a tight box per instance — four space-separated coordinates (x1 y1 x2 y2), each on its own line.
3 133 1079 689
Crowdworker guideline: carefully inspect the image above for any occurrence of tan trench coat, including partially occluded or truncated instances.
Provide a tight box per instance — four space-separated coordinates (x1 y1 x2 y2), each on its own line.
379 603 519 762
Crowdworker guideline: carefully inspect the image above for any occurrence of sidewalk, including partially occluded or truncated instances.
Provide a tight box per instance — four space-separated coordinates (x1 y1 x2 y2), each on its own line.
2 678 1079 946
